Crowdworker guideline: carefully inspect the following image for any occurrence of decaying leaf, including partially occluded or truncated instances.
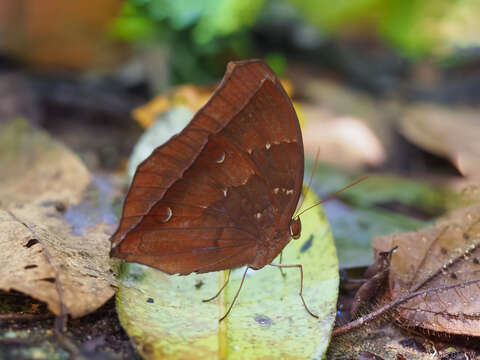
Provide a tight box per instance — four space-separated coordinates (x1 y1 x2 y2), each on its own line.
0 205 114 317
0 119 115 317
301 105 386 170
350 247 396 317
374 204 480 336
301 76 397 166
399 104 480 178
0 118 91 206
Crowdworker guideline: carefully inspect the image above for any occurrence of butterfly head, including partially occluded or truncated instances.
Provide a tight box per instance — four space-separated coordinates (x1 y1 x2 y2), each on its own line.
289 217 301 240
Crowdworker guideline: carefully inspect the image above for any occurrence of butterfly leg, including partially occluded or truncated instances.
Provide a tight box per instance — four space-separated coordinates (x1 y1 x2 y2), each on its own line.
278 252 286 278
219 266 249 322
202 269 231 303
269 263 319 318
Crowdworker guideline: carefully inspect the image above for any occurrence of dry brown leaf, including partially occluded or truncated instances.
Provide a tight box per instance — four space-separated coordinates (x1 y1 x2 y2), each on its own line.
0 119 115 317
0 119 91 206
301 77 396 152
301 104 386 169
0 204 115 317
350 247 396 317
374 204 480 336
399 104 480 178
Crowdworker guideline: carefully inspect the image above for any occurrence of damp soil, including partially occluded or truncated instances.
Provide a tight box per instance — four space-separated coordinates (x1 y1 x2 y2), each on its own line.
0 291 140 359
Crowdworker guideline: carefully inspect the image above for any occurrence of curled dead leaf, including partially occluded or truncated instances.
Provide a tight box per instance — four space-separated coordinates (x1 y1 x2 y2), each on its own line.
0 205 115 317
0 119 115 317
374 204 480 336
350 247 396 317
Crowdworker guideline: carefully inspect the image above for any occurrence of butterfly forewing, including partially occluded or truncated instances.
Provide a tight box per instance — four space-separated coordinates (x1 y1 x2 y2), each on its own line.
111 60 304 275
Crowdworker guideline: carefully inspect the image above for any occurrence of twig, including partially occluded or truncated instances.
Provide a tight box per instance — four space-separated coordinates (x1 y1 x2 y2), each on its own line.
332 278 480 336
0 313 53 322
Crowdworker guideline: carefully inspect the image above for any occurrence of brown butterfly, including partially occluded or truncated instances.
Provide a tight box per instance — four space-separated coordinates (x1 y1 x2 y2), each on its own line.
110 59 316 320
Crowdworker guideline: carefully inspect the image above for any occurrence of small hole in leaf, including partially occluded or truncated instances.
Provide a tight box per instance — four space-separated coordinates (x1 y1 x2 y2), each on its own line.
55 202 66 213
146 297 154 303
300 235 313 253
24 265 38 270
39 277 56 283
254 314 272 326
25 239 39 248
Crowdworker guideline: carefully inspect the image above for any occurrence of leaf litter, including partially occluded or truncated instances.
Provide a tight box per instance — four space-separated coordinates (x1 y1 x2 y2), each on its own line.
334 203 480 339
0 119 116 318
399 104 480 178
375 203 480 336
0 203 115 318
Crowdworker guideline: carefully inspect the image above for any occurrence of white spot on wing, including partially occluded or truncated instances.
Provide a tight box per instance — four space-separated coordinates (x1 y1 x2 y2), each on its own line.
163 207 173 222
286 189 294 195
265 143 271 150
255 212 262 220
216 152 226 163
273 188 279 194
223 188 228 197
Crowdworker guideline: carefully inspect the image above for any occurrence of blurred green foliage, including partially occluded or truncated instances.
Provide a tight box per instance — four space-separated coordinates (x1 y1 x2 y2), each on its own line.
290 0 479 58
111 0 267 84
112 0 480 84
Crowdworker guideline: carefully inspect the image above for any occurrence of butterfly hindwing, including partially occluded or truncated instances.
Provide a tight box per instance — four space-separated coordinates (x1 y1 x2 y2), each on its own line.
111 60 303 274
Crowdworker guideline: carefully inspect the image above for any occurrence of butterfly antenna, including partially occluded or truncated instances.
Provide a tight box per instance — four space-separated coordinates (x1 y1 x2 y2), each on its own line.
295 176 368 218
295 148 321 217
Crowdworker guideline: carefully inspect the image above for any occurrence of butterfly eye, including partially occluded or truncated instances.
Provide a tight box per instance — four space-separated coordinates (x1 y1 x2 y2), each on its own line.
289 217 301 240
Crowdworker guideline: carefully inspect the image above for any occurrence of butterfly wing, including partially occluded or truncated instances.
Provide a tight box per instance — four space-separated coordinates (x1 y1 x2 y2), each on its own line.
110 60 304 275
